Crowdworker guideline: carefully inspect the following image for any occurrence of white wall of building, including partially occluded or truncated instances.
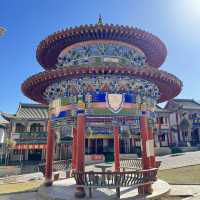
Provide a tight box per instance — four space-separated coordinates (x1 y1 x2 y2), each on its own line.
0 128 5 143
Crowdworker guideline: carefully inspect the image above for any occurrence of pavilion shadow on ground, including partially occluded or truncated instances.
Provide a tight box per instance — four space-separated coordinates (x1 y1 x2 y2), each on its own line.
38 178 170 200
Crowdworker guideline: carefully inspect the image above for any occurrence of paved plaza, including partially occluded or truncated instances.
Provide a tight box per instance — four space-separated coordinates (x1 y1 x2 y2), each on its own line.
169 185 200 199
0 179 170 200
0 184 200 200
0 151 200 199
157 151 200 170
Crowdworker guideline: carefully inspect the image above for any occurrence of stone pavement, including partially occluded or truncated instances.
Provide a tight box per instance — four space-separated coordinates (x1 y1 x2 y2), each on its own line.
87 151 200 172
87 151 200 171
0 184 196 200
0 172 43 184
0 192 37 200
1 150 200 184
0 179 170 200
184 194 200 200
38 178 170 200
1 151 200 199
2 183 200 200
168 185 200 199
157 151 200 170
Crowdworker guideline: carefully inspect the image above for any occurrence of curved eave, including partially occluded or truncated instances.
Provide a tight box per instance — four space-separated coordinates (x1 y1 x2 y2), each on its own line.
21 66 182 105
36 24 167 70
1 112 16 121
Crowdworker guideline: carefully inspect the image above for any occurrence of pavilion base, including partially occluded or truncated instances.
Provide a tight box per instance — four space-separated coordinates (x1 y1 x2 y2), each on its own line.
138 184 153 196
38 178 170 200
43 178 53 187
75 187 86 198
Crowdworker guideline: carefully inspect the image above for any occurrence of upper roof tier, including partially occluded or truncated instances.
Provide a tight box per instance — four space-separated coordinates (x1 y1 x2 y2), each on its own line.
36 24 167 70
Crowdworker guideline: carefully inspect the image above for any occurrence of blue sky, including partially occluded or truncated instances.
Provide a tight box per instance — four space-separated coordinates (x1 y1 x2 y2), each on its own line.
0 0 200 113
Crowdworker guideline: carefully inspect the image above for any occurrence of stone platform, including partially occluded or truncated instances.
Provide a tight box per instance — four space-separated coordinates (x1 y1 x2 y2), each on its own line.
38 178 170 200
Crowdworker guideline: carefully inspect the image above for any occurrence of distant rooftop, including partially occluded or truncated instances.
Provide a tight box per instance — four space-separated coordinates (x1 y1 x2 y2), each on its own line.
165 99 200 110
1 103 48 120
155 105 169 113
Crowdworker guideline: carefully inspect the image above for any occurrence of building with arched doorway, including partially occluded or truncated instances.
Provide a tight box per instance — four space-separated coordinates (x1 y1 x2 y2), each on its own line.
165 99 200 147
1 103 72 163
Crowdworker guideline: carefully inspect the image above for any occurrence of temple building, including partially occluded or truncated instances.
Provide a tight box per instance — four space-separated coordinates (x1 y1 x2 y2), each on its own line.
1 103 72 162
0 119 8 162
155 105 171 147
165 99 200 147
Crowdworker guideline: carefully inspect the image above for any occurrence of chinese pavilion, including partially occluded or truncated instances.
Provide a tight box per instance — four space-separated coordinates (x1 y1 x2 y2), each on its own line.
22 18 182 197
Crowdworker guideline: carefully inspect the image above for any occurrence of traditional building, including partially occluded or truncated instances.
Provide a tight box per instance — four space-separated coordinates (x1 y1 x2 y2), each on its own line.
165 99 200 146
1 103 72 162
154 106 171 147
0 119 8 162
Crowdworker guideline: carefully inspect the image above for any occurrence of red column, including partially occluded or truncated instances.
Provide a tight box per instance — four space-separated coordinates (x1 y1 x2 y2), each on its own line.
75 113 86 198
148 126 156 168
138 116 155 195
72 127 77 170
44 120 54 186
140 116 150 169
113 124 120 171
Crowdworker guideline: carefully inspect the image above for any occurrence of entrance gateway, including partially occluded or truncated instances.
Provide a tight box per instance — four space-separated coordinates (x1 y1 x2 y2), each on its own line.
21 18 182 197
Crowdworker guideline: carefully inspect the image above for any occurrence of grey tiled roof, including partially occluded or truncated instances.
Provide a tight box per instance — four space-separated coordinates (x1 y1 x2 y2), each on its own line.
16 103 48 119
1 103 48 120
173 99 200 110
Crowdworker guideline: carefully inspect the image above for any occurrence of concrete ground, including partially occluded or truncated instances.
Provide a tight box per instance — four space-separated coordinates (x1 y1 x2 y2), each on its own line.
157 151 200 170
2 151 200 183
169 185 200 199
0 184 199 200
1 151 200 199
0 192 37 200
0 179 170 200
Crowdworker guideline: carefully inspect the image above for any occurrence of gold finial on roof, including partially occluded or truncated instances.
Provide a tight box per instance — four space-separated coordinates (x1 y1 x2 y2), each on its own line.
98 14 103 25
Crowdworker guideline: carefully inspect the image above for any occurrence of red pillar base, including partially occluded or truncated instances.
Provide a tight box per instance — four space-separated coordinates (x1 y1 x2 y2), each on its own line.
44 178 53 187
75 186 86 198
72 127 77 170
139 116 155 196
138 184 152 195
44 120 54 187
74 113 86 198
113 124 120 172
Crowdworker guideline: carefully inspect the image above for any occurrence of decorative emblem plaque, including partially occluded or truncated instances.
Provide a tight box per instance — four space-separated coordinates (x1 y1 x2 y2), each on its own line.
106 93 124 113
